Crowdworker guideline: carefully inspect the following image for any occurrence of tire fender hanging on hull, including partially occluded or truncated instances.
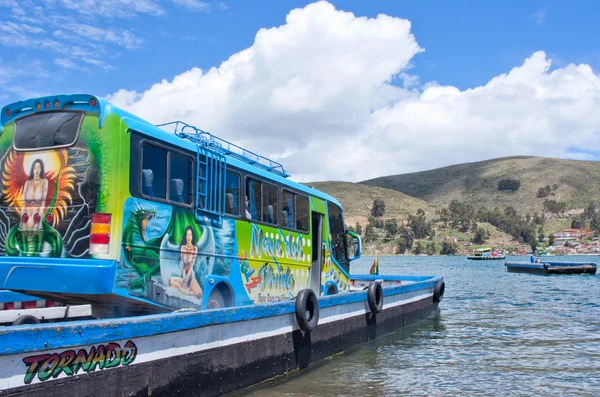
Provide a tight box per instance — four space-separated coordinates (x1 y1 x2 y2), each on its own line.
295 289 319 331
367 281 384 313
433 279 445 303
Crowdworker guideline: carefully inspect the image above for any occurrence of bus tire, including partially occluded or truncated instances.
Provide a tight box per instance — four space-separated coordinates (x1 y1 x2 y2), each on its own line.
207 289 226 309
367 281 383 313
295 289 319 332
12 315 40 326
433 279 445 303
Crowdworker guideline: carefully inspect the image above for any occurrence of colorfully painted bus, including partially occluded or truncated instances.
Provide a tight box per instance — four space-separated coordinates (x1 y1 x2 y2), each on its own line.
0 94 359 318
0 94 445 397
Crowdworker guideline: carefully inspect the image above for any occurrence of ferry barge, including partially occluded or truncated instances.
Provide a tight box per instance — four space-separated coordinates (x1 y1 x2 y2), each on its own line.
505 260 597 275
467 248 505 260
0 94 445 396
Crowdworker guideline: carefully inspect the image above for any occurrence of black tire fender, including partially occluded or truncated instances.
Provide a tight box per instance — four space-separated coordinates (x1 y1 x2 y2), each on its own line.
433 279 445 303
12 314 40 326
367 281 384 313
295 289 319 332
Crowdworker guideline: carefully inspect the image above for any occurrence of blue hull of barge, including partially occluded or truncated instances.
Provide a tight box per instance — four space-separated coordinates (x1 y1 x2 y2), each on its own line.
0 275 444 397
505 261 597 275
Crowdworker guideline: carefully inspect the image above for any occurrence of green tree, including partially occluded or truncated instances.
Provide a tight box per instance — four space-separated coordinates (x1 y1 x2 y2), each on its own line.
363 225 377 243
533 212 545 225
412 241 423 255
459 219 470 233
548 234 555 246
586 201 599 219
448 200 475 228
538 226 545 242
396 237 410 254
408 209 432 239
571 215 585 230
426 242 437 255
472 227 487 244
396 227 414 254
543 199 566 215
355 221 363 236
371 199 386 218
591 213 600 232
368 216 384 228
384 219 399 237
536 185 552 198
498 178 521 191
530 239 538 253
440 241 457 255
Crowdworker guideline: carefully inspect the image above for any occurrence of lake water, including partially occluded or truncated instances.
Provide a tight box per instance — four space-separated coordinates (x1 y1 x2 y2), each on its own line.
238 255 600 396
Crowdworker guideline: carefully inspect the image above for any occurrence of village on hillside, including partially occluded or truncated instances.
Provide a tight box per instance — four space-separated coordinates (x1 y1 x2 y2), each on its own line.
456 228 600 256
347 198 600 256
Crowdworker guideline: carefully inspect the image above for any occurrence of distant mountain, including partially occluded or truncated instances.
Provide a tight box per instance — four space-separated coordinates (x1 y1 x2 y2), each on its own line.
361 156 600 215
306 181 430 220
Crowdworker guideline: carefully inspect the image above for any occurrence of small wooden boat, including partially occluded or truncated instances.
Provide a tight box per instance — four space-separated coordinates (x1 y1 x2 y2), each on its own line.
467 248 505 260
505 261 597 275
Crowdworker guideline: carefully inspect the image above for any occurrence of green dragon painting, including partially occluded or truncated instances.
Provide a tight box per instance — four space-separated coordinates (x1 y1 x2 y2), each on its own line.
122 201 213 295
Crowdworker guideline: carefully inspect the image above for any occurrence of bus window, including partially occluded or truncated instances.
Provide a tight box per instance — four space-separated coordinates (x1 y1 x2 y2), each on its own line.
296 195 309 232
142 144 167 199
169 152 192 204
328 201 348 272
14 111 83 150
282 190 295 228
225 170 240 216
246 178 261 220
263 183 278 225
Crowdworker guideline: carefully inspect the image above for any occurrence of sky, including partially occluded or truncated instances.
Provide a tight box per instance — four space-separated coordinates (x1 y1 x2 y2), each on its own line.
1 0 600 182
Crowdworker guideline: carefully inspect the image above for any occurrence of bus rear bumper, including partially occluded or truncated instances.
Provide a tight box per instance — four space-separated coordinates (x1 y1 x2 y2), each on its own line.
0 257 116 295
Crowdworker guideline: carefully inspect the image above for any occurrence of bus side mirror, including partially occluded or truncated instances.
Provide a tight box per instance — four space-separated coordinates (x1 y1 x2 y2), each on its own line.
347 230 361 261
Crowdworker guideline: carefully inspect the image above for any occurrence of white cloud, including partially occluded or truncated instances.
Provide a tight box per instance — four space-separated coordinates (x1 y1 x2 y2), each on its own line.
60 23 144 50
54 57 79 70
532 7 546 26
0 2 148 73
171 0 210 12
102 1 600 182
52 0 165 19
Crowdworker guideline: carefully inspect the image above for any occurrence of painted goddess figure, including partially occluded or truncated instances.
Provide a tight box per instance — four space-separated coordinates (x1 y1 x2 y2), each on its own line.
169 226 202 298
21 159 48 231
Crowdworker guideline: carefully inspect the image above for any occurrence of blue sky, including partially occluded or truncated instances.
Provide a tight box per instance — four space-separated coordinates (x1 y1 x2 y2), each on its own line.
1 1 600 180
1 0 598 103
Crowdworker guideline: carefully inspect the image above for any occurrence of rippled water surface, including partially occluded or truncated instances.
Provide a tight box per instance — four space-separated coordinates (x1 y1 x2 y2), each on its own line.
237 255 600 397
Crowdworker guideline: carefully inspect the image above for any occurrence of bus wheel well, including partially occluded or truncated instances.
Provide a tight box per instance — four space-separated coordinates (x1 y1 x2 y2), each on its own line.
323 281 338 296
207 282 234 309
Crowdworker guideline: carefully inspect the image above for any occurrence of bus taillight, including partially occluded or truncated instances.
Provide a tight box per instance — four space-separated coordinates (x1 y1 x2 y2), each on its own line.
90 213 111 254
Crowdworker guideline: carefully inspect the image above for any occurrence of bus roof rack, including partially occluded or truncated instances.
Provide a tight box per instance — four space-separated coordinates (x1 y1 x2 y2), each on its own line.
156 121 290 178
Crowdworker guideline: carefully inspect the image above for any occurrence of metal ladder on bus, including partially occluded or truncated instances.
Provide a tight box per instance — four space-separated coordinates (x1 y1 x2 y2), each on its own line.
157 121 290 179
156 121 227 223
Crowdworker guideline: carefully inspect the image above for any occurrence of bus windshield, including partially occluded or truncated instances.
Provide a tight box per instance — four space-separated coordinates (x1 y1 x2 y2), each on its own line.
14 111 83 150
328 201 349 272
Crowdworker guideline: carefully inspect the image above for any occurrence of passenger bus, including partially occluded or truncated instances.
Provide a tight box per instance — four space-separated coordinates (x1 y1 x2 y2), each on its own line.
0 94 361 319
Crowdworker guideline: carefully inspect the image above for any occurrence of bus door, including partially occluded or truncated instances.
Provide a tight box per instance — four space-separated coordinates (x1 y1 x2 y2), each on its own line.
310 212 324 295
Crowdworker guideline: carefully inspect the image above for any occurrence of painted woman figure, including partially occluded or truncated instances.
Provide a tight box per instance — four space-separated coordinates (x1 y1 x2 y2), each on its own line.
169 226 202 297
21 159 48 231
